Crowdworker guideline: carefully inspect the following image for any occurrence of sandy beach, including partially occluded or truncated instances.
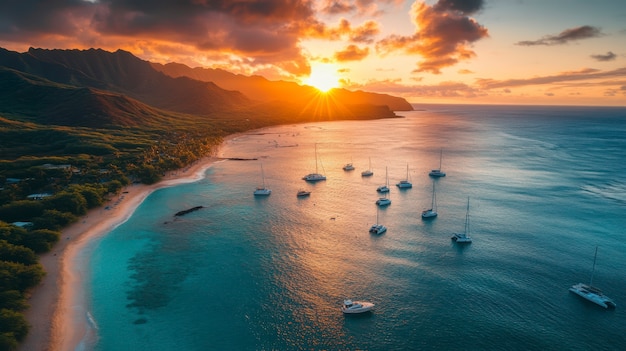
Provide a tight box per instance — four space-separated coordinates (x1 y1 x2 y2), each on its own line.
18 156 223 351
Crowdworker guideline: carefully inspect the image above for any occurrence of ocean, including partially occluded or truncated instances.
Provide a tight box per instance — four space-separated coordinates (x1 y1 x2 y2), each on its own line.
78 104 626 351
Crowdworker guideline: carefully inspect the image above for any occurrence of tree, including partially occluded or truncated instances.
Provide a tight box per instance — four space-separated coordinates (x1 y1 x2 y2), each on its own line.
42 192 87 216
0 201 45 223
0 241 37 266
19 229 60 254
0 308 29 342
31 210 77 231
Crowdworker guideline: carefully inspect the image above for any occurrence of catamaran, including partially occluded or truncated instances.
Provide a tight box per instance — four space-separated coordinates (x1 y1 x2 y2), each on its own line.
302 143 326 181
397 164 413 188
452 197 472 243
429 148 446 177
569 246 616 309
253 163 271 196
377 166 390 193
369 206 387 234
421 180 438 219
361 157 373 177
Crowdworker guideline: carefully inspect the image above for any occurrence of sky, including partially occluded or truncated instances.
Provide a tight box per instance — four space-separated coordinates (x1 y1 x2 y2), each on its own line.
1 0 625 106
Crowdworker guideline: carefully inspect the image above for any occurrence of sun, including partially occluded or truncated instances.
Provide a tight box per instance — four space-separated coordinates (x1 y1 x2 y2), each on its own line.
304 64 340 93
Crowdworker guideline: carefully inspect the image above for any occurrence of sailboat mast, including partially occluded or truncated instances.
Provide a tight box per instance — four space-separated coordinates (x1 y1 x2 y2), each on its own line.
439 148 443 169
432 182 436 210
590 246 598 286
465 197 470 234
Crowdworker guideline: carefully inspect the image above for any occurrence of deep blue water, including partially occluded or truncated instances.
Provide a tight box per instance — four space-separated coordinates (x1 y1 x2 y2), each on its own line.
80 104 626 350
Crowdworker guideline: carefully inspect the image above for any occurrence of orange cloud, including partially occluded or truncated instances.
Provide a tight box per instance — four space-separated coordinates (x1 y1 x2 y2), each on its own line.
334 44 369 62
376 0 488 74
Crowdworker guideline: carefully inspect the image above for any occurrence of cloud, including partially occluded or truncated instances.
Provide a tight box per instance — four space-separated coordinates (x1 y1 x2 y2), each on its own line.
0 0 326 76
334 44 369 61
515 26 603 46
591 51 617 62
476 67 626 89
322 0 356 15
458 69 474 74
376 0 488 74
308 18 380 43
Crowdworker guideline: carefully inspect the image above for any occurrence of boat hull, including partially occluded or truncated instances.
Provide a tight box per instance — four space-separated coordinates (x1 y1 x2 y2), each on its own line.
302 173 326 181
421 210 437 219
452 233 472 243
569 283 616 309
341 300 375 314
253 189 271 196
369 225 387 235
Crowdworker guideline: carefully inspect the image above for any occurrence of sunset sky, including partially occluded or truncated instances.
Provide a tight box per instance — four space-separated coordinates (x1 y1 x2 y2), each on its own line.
1 0 625 106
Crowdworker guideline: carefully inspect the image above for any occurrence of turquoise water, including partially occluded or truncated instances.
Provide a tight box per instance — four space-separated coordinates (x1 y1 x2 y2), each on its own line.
81 105 626 350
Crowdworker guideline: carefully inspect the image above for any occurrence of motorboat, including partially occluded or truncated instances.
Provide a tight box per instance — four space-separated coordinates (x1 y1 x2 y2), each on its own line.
341 299 375 314
296 189 311 197
569 246 616 309
452 197 472 243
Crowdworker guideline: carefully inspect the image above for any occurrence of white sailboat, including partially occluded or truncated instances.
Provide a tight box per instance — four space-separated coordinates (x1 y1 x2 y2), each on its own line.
429 148 446 177
253 163 271 196
302 143 326 181
361 157 373 177
369 206 387 235
377 166 390 193
421 180 438 219
452 197 472 243
396 164 413 188
569 246 616 309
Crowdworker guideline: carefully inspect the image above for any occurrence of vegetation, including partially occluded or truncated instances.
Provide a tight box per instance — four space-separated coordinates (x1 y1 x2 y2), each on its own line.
0 110 235 348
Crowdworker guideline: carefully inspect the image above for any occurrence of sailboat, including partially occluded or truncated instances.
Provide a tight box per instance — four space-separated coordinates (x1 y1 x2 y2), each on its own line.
369 206 387 235
429 148 446 177
569 246 616 309
452 197 472 243
377 167 390 193
302 143 326 181
253 163 271 196
421 180 437 219
361 157 373 177
343 158 355 171
396 164 413 188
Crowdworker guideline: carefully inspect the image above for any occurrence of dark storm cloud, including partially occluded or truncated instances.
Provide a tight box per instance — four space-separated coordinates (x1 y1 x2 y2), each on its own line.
516 25 603 46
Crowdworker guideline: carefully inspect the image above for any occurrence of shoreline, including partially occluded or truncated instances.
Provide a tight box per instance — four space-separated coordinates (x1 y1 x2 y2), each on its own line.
18 155 225 351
